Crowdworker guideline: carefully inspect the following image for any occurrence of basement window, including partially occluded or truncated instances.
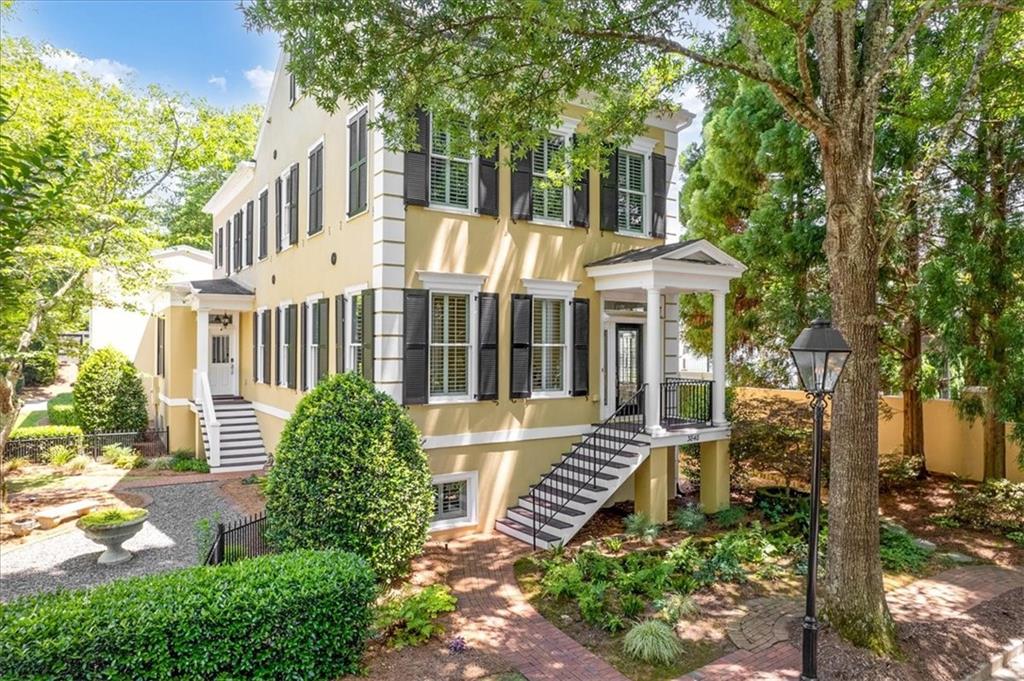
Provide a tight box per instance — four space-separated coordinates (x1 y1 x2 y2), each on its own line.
429 471 478 531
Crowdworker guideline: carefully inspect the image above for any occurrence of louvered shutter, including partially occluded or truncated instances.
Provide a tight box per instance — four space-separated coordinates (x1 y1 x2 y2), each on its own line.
156 318 165 377
572 138 590 228
287 304 298 389
317 299 329 383
335 294 345 373
233 212 242 270
511 151 532 220
478 292 499 401
300 303 308 391
252 311 259 382
274 177 283 253
361 289 374 382
478 148 499 216
258 190 268 259
404 108 430 206
403 289 429 405
245 201 254 265
288 164 299 244
262 310 271 384
572 298 589 396
651 152 667 238
510 294 532 399
275 307 281 385
308 145 323 235
600 148 619 231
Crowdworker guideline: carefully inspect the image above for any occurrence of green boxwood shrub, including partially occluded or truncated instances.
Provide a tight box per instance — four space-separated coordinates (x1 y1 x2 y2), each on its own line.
73 347 148 434
0 550 376 680
22 350 58 386
265 373 434 583
46 393 77 426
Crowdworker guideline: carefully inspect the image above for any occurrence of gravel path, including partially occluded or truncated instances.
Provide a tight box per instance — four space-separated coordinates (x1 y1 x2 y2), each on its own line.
0 482 237 601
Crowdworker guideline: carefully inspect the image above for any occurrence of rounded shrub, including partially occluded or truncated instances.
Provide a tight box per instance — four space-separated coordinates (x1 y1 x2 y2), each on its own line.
22 350 58 386
0 550 376 680
73 347 148 434
265 373 434 583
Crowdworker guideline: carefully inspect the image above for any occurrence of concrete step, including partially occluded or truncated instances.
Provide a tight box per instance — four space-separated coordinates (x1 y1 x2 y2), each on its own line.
506 506 573 531
494 517 561 548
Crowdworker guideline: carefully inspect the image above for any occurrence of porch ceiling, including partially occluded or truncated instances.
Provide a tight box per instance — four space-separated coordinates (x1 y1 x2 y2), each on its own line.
585 239 746 294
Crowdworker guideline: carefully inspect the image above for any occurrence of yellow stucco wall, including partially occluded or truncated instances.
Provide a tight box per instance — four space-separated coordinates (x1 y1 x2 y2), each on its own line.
736 387 1023 483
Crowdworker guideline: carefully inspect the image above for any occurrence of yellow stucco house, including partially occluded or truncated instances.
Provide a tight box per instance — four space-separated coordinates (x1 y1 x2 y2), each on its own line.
154 53 746 547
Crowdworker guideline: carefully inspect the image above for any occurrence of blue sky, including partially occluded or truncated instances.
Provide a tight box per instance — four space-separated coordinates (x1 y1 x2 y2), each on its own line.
3 0 705 144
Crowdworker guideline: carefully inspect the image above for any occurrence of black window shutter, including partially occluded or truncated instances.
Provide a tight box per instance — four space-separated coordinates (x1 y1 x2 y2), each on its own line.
402 289 429 405
287 304 298 389
403 107 430 206
572 138 590 228
288 164 299 244
651 152 667 238
511 151 532 221
357 113 368 213
510 294 532 399
308 145 323 235
478 148 499 216
262 310 271 384
258 190 268 259
572 298 590 396
361 288 374 382
317 299 329 383
335 294 345 373
478 292 499 401
274 177 283 253
600 148 619 231
252 311 259 382
300 303 308 391
233 211 242 271
245 201 254 266
156 318 165 377
348 118 359 215
275 307 281 385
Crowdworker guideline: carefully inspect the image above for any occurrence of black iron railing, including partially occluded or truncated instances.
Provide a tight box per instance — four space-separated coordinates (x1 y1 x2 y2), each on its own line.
529 385 647 548
204 512 271 565
4 428 170 462
660 378 713 428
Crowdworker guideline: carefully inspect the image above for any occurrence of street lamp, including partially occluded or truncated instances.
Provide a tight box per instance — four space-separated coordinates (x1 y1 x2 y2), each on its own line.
789 318 851 681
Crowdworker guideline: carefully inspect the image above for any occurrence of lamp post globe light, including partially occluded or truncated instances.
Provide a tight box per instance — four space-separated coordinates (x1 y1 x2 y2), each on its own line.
789 319 851 681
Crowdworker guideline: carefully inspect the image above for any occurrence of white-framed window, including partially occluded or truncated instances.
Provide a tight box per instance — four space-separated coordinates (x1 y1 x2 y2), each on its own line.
617 150 647 234
278 169 290 252
348 292 363 375
278 303 290 387
532 298 567 394
429 471 478 531
429 293 470 398
255 309 266 384
429 116 472 210
305 296 322 389
532 133 568 224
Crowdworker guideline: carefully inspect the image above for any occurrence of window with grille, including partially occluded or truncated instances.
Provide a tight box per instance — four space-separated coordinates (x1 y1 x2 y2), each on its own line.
279 171 290 250
256 312 265 383
432 479 468 521
349 293 363 376
429 293 469 397
532 134 566 222
429 121 470 209
532 298 565 393
278 306 289 386
617 150 646 233
306 300 320 388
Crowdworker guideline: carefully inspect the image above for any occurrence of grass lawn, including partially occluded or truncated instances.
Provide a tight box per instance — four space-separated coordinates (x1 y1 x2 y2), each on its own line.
14 409 45 428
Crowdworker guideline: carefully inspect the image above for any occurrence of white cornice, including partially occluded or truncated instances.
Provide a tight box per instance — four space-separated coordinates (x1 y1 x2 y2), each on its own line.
202 161 256 216
417 271 487 293
522 278 580 298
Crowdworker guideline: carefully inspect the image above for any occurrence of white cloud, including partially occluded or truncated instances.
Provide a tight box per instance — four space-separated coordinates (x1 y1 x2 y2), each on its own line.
40 47 135 86
244 66 273 100
676 85 706 149
208 75 227 92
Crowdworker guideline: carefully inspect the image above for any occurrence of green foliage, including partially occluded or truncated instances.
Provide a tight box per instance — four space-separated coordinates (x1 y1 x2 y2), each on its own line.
620 593 645 619
100 443 144 469
622 619 684 666
43 444 76 466
78 507 147 529
878 449 925 491
664 539 703 574
930 514 961 529
168 450 209 473
729 396 826 488
654 593 700 623
265 373 433 583
0 550 376 679
603 536 624 553
878 525 930 573
753 487 810 524
1006 531 1024 547
46 393 77 426
948 479 1024 532
73 348 148 434
374 584 458 649
541 562 584 600
713 507 746 528
194 513 220 564
9 424 83 441
64 454 91 474
22 349 57 386
672 505 707 532
624 512 660 543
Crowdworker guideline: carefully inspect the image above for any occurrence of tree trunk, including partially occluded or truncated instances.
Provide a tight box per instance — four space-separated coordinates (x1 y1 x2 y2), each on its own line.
901 317 927 477
983 387 1007 480
818 125 898 655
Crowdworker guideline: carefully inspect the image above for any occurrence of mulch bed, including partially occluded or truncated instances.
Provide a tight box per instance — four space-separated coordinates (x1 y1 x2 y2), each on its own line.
789 586 1024 680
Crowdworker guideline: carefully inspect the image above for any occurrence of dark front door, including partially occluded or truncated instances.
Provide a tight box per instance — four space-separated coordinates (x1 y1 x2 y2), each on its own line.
615 323 643 411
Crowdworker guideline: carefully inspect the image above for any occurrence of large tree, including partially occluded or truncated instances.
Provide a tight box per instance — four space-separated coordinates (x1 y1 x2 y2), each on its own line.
244 0 1011 651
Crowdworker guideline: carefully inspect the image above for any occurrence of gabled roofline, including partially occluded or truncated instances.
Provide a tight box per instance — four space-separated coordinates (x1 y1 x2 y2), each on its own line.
150 245 214 262
202 160 256 216
252 49 286 162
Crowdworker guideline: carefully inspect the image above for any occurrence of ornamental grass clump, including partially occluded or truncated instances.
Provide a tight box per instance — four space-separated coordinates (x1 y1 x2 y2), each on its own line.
672 505 707 532
622 619 684 665
265 373 433 583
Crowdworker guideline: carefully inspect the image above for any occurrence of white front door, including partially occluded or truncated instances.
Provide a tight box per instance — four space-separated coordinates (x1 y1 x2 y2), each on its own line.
209 333 233 395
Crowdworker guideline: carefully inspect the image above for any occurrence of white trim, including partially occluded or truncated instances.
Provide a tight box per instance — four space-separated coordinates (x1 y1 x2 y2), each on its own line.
346 104 369 125
344 282 369 296
522 278 579 298
257 185 269 260
251 400 291 420
305 295 324 389
417 271 487 294
625 136 658 155
202 161 255 215
307 135 325 155
278 167 292 252
427 112 477 212
305 292 324 304
427 290 477 404
530 296 572 398
422 424 592 450
429 471 479 531
158 394 191 408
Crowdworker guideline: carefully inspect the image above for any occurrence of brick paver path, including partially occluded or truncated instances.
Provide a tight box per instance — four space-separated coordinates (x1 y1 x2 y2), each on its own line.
445 534 629 681
726 597 803 653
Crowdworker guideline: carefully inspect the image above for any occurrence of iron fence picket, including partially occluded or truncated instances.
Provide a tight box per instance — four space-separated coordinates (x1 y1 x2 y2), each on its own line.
4 428 170 463
660 378 713 428
204 512 271 565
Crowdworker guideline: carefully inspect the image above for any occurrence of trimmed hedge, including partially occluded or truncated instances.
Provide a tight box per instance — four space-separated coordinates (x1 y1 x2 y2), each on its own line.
46 393 77 426
266 373 434 583
8 425 84 460
22 350 58 386
0 550 376 680
73 347 148 434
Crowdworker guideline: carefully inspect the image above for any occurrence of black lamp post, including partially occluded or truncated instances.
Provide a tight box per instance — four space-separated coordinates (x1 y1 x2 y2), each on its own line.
789 318 851 681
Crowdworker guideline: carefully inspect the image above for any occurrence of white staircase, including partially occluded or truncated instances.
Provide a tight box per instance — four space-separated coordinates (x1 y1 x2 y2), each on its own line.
496 387 651 549
197 397 268 473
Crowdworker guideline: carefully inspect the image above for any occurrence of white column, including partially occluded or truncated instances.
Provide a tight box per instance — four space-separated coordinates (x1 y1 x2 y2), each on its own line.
645 287 664 434
712 290 727 425
196 311 209 390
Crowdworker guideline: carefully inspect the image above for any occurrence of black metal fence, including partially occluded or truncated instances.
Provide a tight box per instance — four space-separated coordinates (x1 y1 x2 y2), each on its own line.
4 428 170 462
204 512 272 565
661 378 713 428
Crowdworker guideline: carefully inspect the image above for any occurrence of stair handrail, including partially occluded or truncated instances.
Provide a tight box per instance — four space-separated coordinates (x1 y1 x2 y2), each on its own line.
529 384 647 548
194 369 221 468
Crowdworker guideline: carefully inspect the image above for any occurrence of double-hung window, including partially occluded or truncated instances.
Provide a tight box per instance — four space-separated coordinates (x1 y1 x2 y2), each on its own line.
305 298 321 388
617 150 647 233
429 293 470 398
532 298 566 393
348 292 363 375
348 108 368 216
255 311 266 384
278 171 290 251
278 304 290 387
532 134 567 223
429 119 471 209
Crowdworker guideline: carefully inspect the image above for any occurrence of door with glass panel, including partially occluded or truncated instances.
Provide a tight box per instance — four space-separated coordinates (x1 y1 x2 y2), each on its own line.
615 323 643 412
209 333 233 395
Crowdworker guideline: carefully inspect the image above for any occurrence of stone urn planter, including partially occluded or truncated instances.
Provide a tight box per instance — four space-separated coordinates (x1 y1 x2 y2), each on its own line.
77 509 149 565
11 518 38 537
